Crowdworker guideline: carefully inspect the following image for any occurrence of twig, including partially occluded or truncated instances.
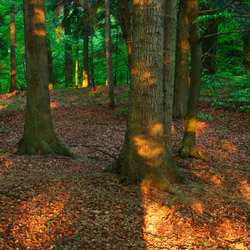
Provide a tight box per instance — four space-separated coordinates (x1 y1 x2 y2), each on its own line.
199 0 236 15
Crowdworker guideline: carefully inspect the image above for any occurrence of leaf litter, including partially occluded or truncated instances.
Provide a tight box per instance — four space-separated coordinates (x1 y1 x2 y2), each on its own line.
0 85 249 249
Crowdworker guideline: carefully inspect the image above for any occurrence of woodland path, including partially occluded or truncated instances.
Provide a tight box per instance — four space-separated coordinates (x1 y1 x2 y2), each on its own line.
0 85 249 250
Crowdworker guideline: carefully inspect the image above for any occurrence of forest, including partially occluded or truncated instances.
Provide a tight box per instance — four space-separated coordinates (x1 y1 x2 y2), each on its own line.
0 0 250 249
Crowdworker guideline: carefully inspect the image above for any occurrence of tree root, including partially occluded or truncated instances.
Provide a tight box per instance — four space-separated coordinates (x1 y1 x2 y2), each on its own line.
179 146 209 162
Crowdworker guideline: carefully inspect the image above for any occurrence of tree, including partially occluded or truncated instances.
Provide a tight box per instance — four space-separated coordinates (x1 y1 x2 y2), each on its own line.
82 0 90 87
10 0 18 93
173 0 189 120
18 0 71 156
105 0 186 193
179 0 205 160
105 0 115 107
47 39 55 90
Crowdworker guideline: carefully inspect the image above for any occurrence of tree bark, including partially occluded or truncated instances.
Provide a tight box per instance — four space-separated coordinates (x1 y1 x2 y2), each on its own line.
105 0 115 107
47 39 55 90
179 0 206 160
105 0 186 193
64 1 73 86
10 0 18 93
75 28 79 89
90 27 95 90
163 0 177 152
173 0 189 120
82 0 89 87
18 0 71 156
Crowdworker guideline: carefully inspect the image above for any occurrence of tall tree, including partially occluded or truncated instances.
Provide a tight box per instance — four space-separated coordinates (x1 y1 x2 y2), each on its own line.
173 0 189 119
64 0 73 86
18 0 71 156
179 0 206 160
105 0 115 107
82 0 90 87
47 39 55 90
10 0 18 93
105 0 186 193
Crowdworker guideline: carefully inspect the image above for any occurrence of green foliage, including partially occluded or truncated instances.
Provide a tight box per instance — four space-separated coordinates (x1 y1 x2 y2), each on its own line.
113 108 128 116
197 113 211 120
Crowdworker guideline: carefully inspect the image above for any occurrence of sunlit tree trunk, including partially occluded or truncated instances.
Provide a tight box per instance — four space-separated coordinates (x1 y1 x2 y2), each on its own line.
105 0 115 107
105 0 186 193
163 0 177 152
47 39 55 90
173 0 189 120
64 1 73 86
18 0 71 156
82 0 89 87
179 0 206 160
75 28 79 89
10 0 18 93
117 0 131 71
90 27 95 90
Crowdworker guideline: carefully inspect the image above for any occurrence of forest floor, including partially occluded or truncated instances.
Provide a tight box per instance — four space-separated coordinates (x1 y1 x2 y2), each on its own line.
0 85 250 250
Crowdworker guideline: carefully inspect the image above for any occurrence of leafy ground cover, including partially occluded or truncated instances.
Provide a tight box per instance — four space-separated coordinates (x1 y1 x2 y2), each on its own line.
0 85 249 250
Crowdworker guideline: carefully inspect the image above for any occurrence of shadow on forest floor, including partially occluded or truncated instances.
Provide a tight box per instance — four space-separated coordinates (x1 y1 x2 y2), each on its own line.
0 85 249 249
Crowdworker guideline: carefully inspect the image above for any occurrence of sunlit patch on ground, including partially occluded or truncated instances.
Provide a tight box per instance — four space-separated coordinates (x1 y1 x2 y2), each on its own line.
222 141 238 152
240 181 250 201
50 101 59 109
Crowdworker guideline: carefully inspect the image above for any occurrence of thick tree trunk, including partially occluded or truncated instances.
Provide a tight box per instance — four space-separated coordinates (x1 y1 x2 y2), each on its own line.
10 0 18 93
117 0 131 71
163 0 177 152
105 0 186 193
179 0 205 160
64 2 73 86
47 39 55 90
105 0 115 107
82 0 89 87
18 0 71 156
173 0 189 120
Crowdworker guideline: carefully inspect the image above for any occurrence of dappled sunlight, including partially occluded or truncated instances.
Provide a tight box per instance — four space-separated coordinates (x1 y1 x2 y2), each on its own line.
12 184 71 249
192 170 225 186
0 104 7 111
131 67 157 87
50 101 59 109
33 28 46 37
222 141 238 153
190 201 204 215
240 181 250 201
148 123 164 136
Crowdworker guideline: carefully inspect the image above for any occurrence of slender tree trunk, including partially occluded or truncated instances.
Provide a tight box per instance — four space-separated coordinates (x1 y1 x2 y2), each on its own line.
179 0 206 160
82 0 89 87
114 20 119 86
105 0 186 193
90 27 95 90
173 0 189 119
10 0 18 93
64 1 73 86
117 0 131 71
163 0 177 152
75 28 79 89
47 39 55 90
105 0 115 107
18 0 71 156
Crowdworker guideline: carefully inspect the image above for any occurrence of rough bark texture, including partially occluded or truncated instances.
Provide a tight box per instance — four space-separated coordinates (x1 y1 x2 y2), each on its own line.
179 0 205 160
117 0 131 71
82 0 89 87
10 0 18 93
163 0 177 152
105 0 115 107
47 39 55 90
173 0 189 120
105 0 186 193
64 2 73 86
18 0 71 156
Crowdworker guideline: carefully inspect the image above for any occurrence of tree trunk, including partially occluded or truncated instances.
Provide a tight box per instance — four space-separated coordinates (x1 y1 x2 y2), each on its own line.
117 0 131 72
10 0 18 93
75 28 79 89
18 0 71 156
90 27 95 90
114 19 119 86
163 0 177 152
82 0 89 87
105 0 115 107
64 1 73 86
105 0 186 193
179 0 205 160
47 39 55 90
173 0 189 120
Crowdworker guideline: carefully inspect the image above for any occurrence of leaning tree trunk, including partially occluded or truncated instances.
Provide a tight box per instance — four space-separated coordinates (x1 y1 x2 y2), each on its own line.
105 0 186 193
105 0 115 107
179 0 206 160
82 0 89 87
18 0 71 156
173 0 189 120
10 0 18 93
163 0 177 152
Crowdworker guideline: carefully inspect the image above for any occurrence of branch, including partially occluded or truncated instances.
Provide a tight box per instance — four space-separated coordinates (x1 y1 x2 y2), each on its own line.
199 0 236 15
203 29 250 39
